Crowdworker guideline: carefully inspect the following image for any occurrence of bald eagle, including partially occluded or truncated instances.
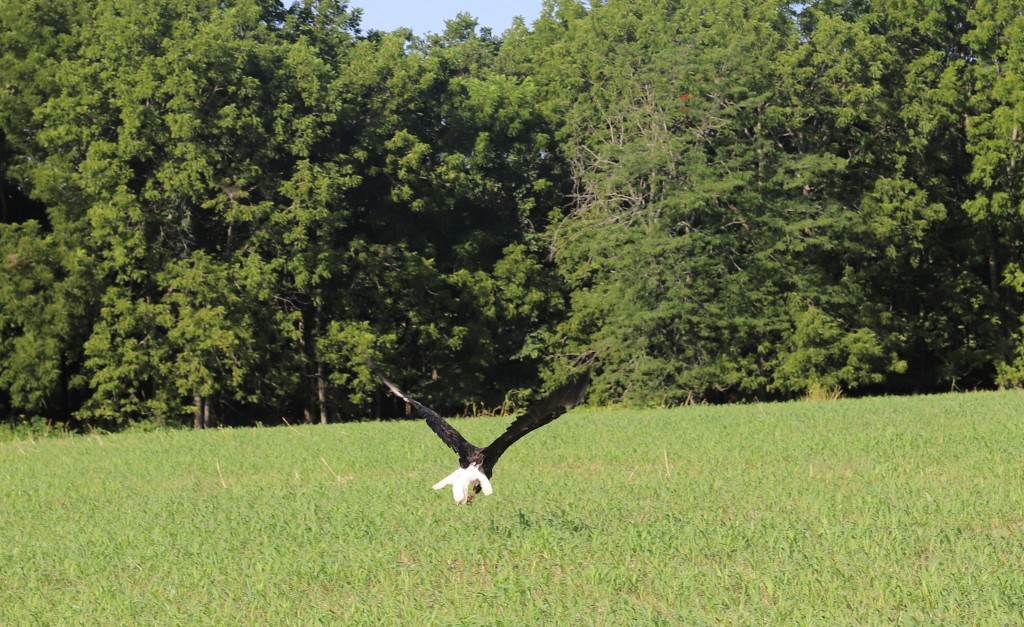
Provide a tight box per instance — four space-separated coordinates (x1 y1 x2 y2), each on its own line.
374 368 591 504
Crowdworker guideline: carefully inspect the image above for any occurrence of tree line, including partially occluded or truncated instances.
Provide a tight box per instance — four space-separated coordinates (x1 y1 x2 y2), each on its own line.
1 0 1022 429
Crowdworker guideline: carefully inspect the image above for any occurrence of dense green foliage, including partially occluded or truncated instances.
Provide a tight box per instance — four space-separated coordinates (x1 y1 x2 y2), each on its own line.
2 392 1023 622
2 0 1024 427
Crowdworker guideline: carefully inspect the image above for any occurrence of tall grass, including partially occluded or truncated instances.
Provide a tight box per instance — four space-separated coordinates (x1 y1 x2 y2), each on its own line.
2 391 1022 623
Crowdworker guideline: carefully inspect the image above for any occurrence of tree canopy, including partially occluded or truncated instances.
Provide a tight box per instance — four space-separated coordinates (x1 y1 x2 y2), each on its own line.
2 0 1023 429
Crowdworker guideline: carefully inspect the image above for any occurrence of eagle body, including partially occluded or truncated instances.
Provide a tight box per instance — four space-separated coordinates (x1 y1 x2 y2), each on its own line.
373 368 591 504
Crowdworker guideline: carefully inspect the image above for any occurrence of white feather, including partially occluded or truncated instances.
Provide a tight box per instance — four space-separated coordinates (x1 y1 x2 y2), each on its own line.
431 468 462 490
432 463 490 504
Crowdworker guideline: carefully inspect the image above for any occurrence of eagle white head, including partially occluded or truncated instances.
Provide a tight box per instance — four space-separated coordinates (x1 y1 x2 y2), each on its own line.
432 462 493 504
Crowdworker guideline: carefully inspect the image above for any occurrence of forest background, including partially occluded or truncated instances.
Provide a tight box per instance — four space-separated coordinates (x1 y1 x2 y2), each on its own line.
1 0 1022 430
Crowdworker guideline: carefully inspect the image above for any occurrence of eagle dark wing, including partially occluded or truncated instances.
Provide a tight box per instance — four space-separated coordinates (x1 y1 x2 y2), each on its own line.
374 370 478 466
481 370 591 475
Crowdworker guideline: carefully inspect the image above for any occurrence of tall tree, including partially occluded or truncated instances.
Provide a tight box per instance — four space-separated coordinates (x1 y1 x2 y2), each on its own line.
540 0 900 403
2 0 570 426
0 0 96 423
324 14 567 414
4 0 1024 426
965 0 1024 384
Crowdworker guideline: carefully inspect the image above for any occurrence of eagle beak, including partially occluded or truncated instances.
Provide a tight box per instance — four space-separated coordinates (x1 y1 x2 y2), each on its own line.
432 463 491 504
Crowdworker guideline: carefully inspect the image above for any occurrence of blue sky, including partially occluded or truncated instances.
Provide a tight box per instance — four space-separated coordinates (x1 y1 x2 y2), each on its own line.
350 1 547 36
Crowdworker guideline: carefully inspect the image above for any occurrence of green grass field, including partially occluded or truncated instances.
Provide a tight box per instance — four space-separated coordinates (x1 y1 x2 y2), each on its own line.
2 391 1023 624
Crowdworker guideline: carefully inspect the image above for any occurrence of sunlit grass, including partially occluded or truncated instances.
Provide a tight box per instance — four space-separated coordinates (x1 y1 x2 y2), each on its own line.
2 391 1023 623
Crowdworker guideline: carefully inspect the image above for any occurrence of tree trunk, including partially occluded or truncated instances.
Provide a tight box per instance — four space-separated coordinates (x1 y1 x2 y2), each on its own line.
298 315 315 423
303 382 315 424
317 362 328 425
194 394 217 429
193 394 204 430
314 311 328 424
204 397 214 429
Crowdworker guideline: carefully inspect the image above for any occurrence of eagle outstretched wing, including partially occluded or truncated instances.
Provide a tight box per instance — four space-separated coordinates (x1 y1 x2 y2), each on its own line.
373 369 479 466
481 370 591 475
